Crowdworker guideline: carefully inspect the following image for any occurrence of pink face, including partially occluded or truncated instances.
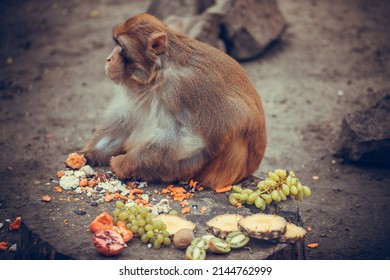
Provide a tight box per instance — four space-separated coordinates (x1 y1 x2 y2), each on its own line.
105 45 125 82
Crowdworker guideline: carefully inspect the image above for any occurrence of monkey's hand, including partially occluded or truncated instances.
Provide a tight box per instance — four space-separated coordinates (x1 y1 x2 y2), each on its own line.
110 154 136 179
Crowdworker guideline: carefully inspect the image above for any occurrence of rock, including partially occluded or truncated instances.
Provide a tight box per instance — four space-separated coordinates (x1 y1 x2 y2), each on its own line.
59 175 80 190
220 0 286 60
335 91 390 164
147 0 286 60
147 0 214 19
79 165 95 176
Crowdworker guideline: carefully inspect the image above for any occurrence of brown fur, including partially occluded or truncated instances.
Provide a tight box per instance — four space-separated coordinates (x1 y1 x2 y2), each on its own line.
82 13 267 189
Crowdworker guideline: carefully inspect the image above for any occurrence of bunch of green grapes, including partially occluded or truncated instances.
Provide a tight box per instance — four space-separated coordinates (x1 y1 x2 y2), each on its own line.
228 169 311 211
113 201 171 249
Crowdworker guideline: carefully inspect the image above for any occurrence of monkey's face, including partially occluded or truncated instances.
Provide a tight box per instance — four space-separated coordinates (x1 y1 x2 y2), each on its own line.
105 45 126 82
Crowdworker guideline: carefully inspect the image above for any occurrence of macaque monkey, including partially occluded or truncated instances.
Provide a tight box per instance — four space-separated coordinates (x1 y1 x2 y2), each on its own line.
82 13 267 189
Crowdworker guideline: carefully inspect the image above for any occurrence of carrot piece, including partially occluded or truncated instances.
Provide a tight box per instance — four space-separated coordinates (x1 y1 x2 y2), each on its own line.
104 193 113 202
201 207 207 214
181 207 190 214
130 188 144 195
54 186 63 193
306 226 313 232
113 193 120 199
41 195 51 202
235 202 242 208
161 189 170 194
79 178 88 187
307 243 319 248
9 217 21 230
215 185 232 193
128 194 135 200
57 170 65 178
0 241 8 251
88 179 98 187
180 200 189 207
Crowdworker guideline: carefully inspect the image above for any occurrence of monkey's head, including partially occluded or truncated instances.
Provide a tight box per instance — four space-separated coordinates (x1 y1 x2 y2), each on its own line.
105 14 169 86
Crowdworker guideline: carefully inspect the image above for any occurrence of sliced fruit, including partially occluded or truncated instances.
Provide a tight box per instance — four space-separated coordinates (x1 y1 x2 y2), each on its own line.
92 229 126 256
208 237 231 254
205 214 243 238
278 222 307 243
185 245 206 260
191 237 209 250
89 212 114 233
225 231 250 248
238 213 287 240
154 214 196 236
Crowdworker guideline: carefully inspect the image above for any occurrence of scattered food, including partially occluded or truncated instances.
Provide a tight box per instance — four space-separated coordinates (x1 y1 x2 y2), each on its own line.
0 241 8 251
92 229 126 256
208 237 231 254
173 228 195 249
41 195 51 202
185 244 206 260
9 216 21 230
65 152 87 169
307 243 319 249
205 214 243 238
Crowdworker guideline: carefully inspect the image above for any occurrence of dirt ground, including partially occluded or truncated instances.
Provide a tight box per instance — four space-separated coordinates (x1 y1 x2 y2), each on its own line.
1 0 389 260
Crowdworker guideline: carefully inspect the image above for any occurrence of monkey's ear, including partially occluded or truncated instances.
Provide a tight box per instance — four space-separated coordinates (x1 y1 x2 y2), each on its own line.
148 32 167 55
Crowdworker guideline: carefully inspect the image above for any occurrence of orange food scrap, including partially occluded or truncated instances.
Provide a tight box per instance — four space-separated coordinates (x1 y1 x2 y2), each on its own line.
306 226 313 232
0 242 8 251
307 243 319 249
64 152 87 169
88 179 98 187
9 217 21 230
54 186 63 193
79 178 88 187
130 188 144 195
56 170 65 178
89 212 114 233
201 207 207 214
181 207 190 214
235 202 243 208
215 185 232 193
63 219 69 225
41 195 51 202
180 199 189 207
104 192 113 202
114 221 134 242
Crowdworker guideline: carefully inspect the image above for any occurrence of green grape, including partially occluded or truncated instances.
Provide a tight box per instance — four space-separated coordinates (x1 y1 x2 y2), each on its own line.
281 184 290 196
153 240 162 249
275 169 287 179
136 214 143 221
130 225 139 233
163 237 171 246
149 236 156 244
145 224 154 232
271 190 281 202
156 234 164 243
126 223 132 230
128 213 136 221
229 196 238 206
154 220 164 231
295 190 304 202
138 227 146 236
257 181 267 190
286 176 292 186
232 185 243 193
290 185 298 195
119 211 129 221
230 193 241 199
131 219 139 226
168 210 178 216
278 189 287 201
113 217 119 224
268 171 280 182
289 170 296 178
140 234 149 244
291 178 298 186
303 186 311 197
297 182 303 192
112 208 121 217
242 188 254 195
261 194 272 204
129 206 137 214
238 193 248 202
161 223 167 231
115 200 125 209
264 179 277 187
138 219 146 227
255 196 265 209
146 230 154 238
140 208 149 217
161 230 170 238
145 217 153 224
247 192 259 204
